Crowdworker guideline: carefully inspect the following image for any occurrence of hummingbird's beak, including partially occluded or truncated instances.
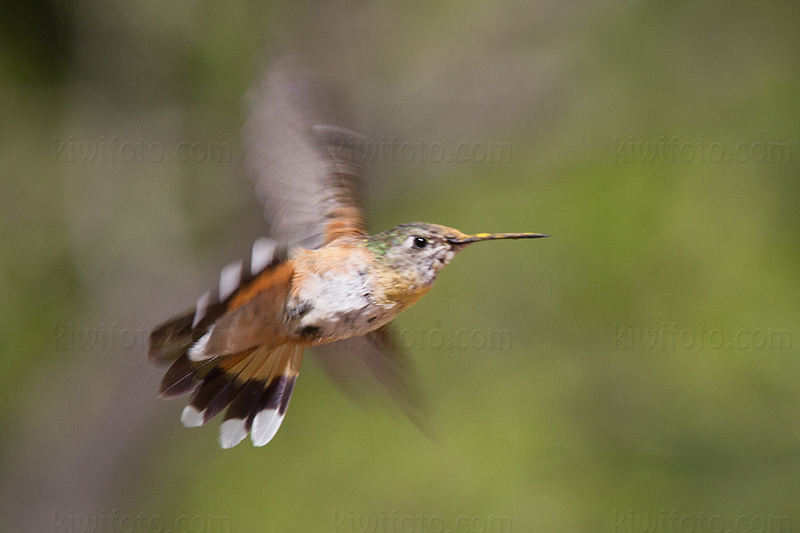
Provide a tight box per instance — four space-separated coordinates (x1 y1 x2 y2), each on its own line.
446 232 549 245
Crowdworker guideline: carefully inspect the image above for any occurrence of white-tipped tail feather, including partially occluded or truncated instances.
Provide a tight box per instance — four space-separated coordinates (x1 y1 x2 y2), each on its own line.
191 290 211 329
251 237 276 275
166 343 303 449
187 327 214 362
219 260 243 301
251 410 284 447
181 405 205 428
219 418 250 449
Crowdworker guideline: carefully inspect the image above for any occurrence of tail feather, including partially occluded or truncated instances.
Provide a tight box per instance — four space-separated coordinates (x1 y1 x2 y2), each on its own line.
218 380 264 448
183 347 270 427
184 350 255 425
159 354 209 398
219 344 303 448
147 237 284 365
160 342 303 449
148 236 303 448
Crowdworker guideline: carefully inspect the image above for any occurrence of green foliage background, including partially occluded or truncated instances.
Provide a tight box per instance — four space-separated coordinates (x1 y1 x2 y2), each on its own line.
2 1 799 531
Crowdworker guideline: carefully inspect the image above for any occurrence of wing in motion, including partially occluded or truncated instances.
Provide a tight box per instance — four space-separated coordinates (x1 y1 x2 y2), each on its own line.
244 57 369 250
311 325 428 434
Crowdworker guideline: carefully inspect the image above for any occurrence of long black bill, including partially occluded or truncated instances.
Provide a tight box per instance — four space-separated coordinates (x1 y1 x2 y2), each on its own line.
447 232 549 245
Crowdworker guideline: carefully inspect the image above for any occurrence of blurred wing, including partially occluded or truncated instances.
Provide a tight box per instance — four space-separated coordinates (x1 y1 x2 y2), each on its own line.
244 58 369 250
311 325 429 433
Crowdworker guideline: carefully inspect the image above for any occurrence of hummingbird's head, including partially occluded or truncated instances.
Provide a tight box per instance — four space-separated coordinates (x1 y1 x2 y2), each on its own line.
367 222 547 289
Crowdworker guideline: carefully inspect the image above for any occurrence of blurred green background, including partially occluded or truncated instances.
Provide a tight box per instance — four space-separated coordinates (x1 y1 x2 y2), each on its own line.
2 0 799 532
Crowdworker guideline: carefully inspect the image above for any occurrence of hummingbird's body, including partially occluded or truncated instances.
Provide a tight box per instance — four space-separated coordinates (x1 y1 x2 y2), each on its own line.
148 59 547 448
286 239 398 342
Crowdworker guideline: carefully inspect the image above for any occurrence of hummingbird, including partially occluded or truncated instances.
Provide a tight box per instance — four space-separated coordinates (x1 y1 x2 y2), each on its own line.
147 58 547 449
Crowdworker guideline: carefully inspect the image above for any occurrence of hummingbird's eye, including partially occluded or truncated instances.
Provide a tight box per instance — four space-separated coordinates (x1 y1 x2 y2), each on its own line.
412 236 428 249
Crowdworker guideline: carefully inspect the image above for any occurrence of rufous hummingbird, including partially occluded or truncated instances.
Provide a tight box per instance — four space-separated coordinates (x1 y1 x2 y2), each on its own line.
148 58 547 449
